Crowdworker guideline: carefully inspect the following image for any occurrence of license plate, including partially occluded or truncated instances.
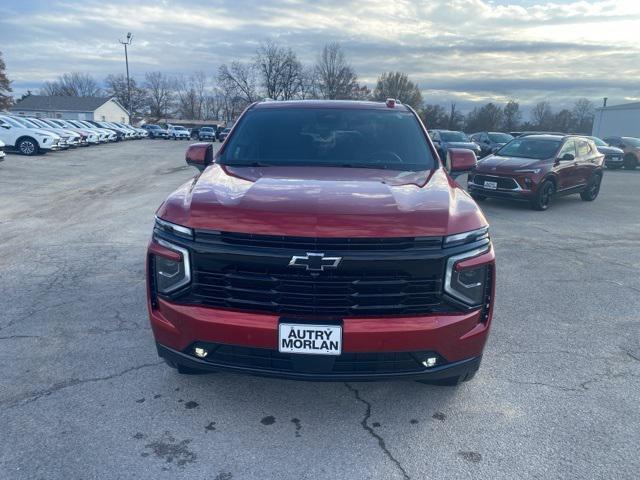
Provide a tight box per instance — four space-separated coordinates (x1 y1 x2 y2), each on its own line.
278 323 342 355
484 181 498 190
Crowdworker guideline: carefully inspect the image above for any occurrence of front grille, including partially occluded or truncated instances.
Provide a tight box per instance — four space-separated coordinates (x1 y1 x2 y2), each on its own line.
473 174 519 190
196 230 443 251
188 266 446 316
189 342 442 375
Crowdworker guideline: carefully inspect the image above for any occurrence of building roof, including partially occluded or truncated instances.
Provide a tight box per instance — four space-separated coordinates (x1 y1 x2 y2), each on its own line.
10 95 121 113
597 101 640 111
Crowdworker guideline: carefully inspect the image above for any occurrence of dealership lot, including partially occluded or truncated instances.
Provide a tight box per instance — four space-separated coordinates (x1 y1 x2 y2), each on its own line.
0 141 638 479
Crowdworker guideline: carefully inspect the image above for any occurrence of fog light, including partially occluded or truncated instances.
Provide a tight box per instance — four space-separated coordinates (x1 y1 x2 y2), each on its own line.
422 357 437 368
194 347 208 358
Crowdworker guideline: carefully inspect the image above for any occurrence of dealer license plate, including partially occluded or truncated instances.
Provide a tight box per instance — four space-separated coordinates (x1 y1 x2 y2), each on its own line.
278 323 342 355
484 180 498 190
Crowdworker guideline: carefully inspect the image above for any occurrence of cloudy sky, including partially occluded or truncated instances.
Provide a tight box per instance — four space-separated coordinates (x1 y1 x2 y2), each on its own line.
1 0 639 112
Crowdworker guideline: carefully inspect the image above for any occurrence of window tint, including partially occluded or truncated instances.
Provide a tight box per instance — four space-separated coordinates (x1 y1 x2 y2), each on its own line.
577 140 592 157
488 133 513 143
558 140 576 159
439 131 470 142
222 108 435 171
497 138 562 159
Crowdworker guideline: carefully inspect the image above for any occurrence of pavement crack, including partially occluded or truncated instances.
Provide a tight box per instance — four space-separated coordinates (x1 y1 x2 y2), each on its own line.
345 383 410 480
3 361 164 409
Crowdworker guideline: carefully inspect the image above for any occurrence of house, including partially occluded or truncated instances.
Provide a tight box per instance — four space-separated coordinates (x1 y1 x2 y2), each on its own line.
592 101 640 138
9 95 130 124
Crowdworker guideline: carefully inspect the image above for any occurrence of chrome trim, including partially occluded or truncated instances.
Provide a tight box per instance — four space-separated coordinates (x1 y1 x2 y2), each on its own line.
472 174 522 191
444 244 491 306
444 226 489 246
155 238 191 293
155 216 193 239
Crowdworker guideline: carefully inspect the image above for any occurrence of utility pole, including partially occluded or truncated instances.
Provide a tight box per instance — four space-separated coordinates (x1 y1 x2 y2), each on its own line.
119 32 133 123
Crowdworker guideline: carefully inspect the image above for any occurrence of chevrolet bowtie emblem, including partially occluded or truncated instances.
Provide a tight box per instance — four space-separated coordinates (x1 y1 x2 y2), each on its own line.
288 253 342 272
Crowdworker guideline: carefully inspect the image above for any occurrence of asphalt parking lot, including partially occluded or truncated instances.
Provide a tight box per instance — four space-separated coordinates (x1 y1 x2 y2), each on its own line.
1 140 639 480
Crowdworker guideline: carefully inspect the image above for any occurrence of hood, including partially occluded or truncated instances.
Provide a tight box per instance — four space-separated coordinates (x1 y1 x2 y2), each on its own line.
476 154 544 172
34 128 60 139
157 165 487 238
597 145 623 155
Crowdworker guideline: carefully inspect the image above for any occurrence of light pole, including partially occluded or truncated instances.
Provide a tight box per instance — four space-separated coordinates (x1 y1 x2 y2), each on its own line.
119 32 133 122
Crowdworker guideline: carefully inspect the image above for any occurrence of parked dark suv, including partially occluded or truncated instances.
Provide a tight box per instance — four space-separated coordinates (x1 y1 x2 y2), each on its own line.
468 135 604 210
430 129 481 160
470 132 514 157
146 100 495 385
602 136 640 169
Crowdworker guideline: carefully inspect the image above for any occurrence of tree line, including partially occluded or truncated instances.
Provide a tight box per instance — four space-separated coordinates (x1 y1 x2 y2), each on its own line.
1 46 595 133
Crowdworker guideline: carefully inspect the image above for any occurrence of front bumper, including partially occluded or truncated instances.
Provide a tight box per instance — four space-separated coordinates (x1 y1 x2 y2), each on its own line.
149 297 492 381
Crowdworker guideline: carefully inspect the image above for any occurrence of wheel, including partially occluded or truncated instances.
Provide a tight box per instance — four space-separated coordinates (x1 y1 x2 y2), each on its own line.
17 137 39 156
580 174 602 201
530 179 555 210
623 154 638 169
470 193 486 202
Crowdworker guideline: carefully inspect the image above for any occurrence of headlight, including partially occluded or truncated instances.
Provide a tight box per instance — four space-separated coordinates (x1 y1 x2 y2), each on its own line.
514 168 541 174
153 239 191 294
155 216 193 239
443 226 489 247
444 245 491 307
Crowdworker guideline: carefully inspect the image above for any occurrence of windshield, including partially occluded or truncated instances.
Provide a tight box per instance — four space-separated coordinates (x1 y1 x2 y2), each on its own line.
488 133 514 143
622 137 640 147
174 126 187 131
147 125 160 129
221 107 435 171
496 137 561 159
439 131 470 142
28 118 49 128
201 127 213 132
11 117 39 128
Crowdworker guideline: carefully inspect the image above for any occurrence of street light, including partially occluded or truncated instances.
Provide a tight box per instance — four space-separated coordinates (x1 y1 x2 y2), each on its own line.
119 32 133 122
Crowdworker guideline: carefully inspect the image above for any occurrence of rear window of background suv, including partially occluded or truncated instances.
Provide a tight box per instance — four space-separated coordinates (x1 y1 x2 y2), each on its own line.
220 108 436 171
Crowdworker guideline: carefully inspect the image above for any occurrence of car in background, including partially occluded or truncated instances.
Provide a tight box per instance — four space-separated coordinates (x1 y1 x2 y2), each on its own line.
468 135 604 210
197 126 216 141
0 139 5 161
72 120 117 142
218 127 231 142
602 136 640 170
470 132 514 157
86 121 125 141
168 125 190 140
25 117 85 147
429 129 481 160
0 114 61 155
510 131 566 137
586 136 625 170
10 116 74 149
41 118 99 145
142 124 169 139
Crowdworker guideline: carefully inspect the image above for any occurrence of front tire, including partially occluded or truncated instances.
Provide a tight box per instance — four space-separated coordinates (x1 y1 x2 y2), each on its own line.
530 179 555 211
580 174 602 201
17 137 39 156
623 154 638 170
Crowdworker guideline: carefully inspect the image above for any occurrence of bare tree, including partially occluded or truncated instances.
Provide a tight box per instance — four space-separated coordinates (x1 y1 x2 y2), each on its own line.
255 41 304 100
373 71 423 109
446 102 464 130
40 72 102 97
105 74 147 121
144 71 175 120
530 101 553 129
0 51 12 109
571 98 595 133
314 43 358 100
217 62 258 104
420 104 448 129
502 100 521 131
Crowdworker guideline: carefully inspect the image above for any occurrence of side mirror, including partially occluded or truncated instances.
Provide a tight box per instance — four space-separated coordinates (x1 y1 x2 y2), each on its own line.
186 142 214 172
491 146 500 153
1 124 11 129
559 153 575 161
447 148 477 176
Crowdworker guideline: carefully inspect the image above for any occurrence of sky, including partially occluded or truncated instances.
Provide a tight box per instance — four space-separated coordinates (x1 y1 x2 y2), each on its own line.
1 0 639 113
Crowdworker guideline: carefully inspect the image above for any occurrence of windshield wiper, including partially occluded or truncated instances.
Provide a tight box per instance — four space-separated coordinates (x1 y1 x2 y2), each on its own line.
229 161 273 167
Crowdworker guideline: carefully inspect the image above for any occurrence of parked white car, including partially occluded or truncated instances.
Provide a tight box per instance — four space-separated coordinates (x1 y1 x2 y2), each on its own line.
168 125 190 140
15 116 82 148
42 118 99 145
9 115 73 149
69 120 116 143
0 114 61 155
0 139 5 161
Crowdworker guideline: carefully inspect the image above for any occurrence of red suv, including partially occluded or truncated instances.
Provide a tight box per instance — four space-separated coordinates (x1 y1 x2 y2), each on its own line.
146 100 495 386
468 135 604 210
